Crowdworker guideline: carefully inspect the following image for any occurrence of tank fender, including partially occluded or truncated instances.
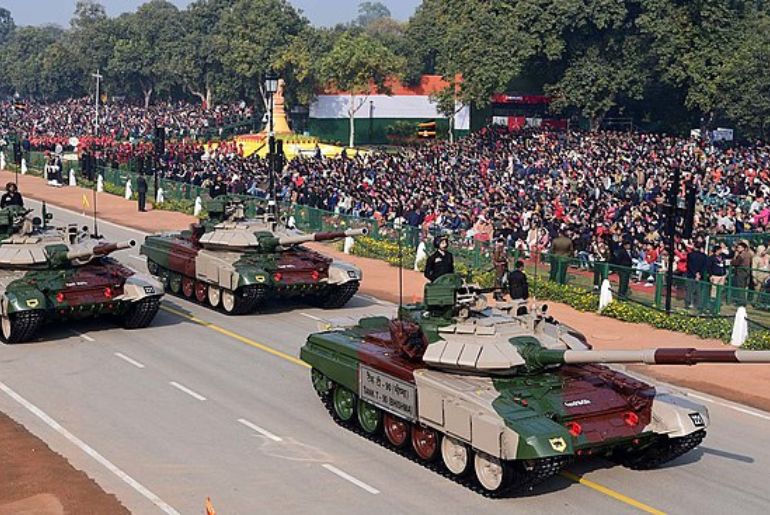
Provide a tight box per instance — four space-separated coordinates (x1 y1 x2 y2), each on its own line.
118 275 165 302
195 253 240 289
413 369 572 460
1 289 47 315
327 262 362 285
643 392 710 438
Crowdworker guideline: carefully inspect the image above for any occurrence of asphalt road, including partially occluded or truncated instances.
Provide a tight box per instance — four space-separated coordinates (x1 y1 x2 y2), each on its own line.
1 200 770 514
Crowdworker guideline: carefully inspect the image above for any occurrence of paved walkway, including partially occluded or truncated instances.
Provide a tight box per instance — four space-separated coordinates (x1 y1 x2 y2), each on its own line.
3 168 770 411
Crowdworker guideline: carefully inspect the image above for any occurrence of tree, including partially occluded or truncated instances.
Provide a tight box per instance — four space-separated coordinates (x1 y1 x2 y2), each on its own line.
0 26 63 97
319 32 404 147
0 7 14 45
717 14 770 139
355 2 391 27
430 80 463 143
68 1 115 93
637 0 758 129
215 0 306 115
170 0 234 107
108 1 185 107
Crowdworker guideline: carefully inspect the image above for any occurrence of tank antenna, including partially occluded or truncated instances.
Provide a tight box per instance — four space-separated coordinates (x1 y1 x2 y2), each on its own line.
396 210 404 319
91 177 100 238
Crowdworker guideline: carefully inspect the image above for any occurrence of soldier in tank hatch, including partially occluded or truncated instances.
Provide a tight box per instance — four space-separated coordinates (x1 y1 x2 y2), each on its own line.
424 236 454 282
0 182 23 208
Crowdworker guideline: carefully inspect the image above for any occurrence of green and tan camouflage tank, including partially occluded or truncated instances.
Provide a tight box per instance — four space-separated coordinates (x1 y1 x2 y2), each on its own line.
0 205 164 343
301 273 770 496
140 196 367 314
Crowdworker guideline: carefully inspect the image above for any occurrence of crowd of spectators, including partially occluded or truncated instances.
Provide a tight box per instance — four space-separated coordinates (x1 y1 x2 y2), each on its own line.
0 97 254 149
4 100 770 298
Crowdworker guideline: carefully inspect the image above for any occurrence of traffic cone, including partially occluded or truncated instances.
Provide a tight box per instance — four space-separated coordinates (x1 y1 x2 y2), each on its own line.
205 497 216 515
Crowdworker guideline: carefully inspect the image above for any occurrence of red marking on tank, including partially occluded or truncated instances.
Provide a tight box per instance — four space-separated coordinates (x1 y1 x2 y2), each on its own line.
624 411 640 427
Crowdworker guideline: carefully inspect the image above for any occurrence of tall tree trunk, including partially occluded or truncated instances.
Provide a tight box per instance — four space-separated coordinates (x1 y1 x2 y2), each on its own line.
448 113 455 144
349 93 356 148
143 87 153 109
205 86 213 110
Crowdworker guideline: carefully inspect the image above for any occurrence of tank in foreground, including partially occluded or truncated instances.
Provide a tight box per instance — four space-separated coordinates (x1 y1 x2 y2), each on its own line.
0 207 164 343
301 273 770 495
141 196 366 314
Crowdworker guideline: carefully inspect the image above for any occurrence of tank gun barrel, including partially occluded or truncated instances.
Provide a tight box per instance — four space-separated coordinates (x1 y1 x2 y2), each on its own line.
530 348 770 367
277 227 368 246
66 240 136 261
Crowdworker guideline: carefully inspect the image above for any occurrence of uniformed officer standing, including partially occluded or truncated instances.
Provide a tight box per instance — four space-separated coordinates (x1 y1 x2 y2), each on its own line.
137 172 148 212
424 236 455 282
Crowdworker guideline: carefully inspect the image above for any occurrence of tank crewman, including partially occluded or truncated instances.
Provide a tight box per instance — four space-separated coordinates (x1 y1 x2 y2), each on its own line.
0 182 23 208
137 172 148 212
492 238 508 300
507 260 529 301
424 236 454 282
210 174 227 198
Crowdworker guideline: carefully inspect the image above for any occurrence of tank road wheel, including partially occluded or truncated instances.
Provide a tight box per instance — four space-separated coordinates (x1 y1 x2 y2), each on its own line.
194 281 208 303
222 290 237 314
123 297 161 329
311 368 332 398
441 436 471 476
332 385 356 422
181 277 194 298
147 259 160 276
0 311 44 344
168 273 182 295
411 425 439 462
356 400 381 434
474 452 511 494
207 286 221 307
383 413 410 448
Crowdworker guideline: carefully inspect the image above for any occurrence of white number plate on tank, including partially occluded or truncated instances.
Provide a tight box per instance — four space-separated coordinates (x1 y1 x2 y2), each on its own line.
359 365 417 421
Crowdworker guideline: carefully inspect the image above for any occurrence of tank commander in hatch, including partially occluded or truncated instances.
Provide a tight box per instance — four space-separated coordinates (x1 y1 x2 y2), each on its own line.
424 236 455 282
1 182 23 208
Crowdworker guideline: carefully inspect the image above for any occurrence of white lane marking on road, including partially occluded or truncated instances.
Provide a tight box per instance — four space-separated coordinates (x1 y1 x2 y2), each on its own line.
354 294 391 306
299 312 323 321
129 255 147 261
0 380 180 515
688 393 770 421
169 381 207 401
70 330 95 342
322 464 380 494
114 352 146 369
237 418 283 442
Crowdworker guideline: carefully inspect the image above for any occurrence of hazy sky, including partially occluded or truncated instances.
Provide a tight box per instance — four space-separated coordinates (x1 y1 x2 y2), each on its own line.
0 0 422 27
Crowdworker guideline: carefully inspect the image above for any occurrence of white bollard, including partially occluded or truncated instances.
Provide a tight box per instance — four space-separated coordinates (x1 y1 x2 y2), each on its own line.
69 169 77 186
343 236 354 254
599 279 613 312
97 174 104 193
730 306 748 347
156 187 164 204
287 215 297 229
414 241 428 271
20 158 27 175
193 196 202 217
124 180 133 200
0 151 5 171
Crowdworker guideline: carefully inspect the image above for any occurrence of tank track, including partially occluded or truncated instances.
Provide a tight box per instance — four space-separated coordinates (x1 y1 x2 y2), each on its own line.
314 386 570 497
123 297 161 329
617 429 706 470
3 310 45 343
316 281 360 309
230 285 267 314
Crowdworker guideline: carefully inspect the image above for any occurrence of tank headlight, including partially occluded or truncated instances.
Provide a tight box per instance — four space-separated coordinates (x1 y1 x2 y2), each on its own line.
347 270 357 278
623 411 640 427
565 421 583 436
56 292 65 303
273 273 282 282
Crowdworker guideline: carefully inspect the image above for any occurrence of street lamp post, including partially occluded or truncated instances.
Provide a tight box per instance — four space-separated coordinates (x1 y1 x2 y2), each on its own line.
263 71 279 223
92 69 103 136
